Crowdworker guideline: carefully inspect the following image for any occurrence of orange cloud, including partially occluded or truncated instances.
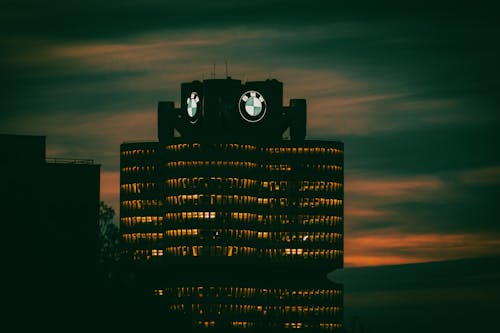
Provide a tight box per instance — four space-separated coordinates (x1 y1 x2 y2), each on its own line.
48 29 267 74
345 232 500 267
347 176 444 199
345 254 423 267
345 206 392 218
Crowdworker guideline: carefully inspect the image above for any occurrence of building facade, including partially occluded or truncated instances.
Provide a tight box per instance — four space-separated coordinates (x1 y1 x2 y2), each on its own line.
1 134 100 326
120 78 344 332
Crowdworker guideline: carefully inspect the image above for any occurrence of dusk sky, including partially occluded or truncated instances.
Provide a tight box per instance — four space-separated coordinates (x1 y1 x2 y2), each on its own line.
2 0 499 267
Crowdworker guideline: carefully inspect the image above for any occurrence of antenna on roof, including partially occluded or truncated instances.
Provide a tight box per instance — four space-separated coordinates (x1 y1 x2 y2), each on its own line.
225 59 229 78
212 62 216 79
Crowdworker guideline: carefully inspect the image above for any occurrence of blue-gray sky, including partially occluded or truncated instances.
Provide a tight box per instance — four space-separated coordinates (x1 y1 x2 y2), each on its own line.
2 0 499 266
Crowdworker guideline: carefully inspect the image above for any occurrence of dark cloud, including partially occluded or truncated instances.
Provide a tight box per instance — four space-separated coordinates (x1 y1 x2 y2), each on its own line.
386 184 500 233
343 123 500 175
2 1 498 44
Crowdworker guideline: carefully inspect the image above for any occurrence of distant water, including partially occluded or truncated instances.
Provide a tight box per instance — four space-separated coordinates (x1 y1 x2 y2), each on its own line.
328 256 500 333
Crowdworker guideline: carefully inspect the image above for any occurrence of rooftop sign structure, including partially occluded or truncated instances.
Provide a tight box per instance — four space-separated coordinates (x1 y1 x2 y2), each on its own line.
158 78 306 142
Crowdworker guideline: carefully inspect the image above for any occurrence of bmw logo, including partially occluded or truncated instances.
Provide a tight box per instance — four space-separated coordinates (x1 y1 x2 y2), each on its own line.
239 90 267 123
186 91 200 123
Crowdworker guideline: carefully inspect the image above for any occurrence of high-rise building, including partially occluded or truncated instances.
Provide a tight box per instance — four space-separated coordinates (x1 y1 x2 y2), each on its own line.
120 78 344 332
1 134 100 326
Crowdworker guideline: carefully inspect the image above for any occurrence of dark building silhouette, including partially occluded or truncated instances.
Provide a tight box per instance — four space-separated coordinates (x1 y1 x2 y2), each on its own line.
120 78 344 331
1 134 100 326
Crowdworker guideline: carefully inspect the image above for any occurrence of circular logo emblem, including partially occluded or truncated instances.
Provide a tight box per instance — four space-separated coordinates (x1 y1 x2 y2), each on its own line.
239 90 267 122
186 91 200 123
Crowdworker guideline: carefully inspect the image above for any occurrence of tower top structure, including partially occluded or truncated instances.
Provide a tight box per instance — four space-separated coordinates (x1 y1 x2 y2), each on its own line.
158 77 306 143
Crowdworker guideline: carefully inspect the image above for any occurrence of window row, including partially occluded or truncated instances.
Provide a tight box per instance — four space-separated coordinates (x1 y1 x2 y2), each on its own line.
299 181 342 192
262 180 288 191
129 246 342 259
163 161 341 173
156 287 341 300
163 178 342 193
121 200 162 210
282 323 342 330
299 198 342 208
270 248 342 259
160 212 342 226
195 321 216 328
304 164 342 172
166 161 257 169
123 229 341 243
164 194 341 208
131 246 255 258
121 182 156 194
121 216 163 226
163 144 342 156
121 148 157 157
230 321 254 328
166 177 258 190
122 232 164 242
177 317 340 331
173 303 341 317
164 211 217 220
263 147 342 155
162 177 342 192
266 164 292 172
166 143 257 152
121 165 156 174
165 228 199 237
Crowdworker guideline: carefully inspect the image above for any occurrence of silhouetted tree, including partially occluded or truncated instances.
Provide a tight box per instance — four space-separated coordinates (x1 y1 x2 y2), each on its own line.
99 201 120 263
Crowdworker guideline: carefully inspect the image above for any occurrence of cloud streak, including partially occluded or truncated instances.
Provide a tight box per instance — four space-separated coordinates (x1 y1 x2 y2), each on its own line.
346 232 500 267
